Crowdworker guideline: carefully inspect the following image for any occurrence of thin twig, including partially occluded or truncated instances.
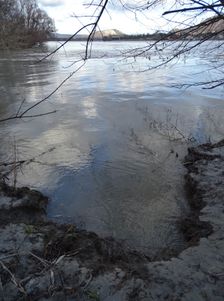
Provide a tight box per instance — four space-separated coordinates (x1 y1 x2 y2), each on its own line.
29 252 51 267
0 261 27 295
163 4 223 15
37 23 96 63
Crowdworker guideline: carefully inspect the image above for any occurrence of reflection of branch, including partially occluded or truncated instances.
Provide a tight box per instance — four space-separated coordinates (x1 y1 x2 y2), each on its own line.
1 147 56 181
0 110 56 123
173 78 224 89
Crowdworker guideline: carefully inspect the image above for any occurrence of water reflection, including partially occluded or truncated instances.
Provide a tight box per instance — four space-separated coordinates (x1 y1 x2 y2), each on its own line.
0 42 224 257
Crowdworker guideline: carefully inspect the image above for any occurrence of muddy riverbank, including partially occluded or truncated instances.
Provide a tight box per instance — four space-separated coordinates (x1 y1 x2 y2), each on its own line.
0 140 224 301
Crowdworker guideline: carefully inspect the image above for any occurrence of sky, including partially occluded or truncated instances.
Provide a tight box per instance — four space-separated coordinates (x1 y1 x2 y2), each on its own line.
37 0 189 35
37 0 213 35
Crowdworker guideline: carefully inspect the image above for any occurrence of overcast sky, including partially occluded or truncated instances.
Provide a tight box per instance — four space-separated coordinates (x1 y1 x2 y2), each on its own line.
37 0 186 35
37 0 211 35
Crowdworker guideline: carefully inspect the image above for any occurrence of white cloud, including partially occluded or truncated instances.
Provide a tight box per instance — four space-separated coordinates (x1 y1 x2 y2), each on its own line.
39 0 64 7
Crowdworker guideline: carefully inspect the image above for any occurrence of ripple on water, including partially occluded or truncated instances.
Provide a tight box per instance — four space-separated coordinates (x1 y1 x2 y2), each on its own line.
0 41 224 257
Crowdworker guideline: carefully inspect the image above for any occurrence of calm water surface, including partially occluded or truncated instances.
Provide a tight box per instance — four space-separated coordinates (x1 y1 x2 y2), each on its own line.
0 41 224 257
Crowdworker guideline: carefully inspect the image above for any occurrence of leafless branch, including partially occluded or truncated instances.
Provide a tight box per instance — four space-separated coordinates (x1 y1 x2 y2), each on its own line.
0 1 111 123
163 4 223 15
37 23 96 63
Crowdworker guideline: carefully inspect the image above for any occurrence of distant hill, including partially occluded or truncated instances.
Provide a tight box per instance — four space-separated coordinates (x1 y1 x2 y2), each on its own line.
49 20 224 43
92 29 126 40
195 17 224 34
49 29 126 41
172 17 224 39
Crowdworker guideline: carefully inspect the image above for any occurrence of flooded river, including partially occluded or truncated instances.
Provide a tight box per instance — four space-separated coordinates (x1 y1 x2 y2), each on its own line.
0 41 224 257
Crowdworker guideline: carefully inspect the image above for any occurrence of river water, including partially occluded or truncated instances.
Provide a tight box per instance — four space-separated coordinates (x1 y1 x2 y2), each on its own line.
0 41 224 257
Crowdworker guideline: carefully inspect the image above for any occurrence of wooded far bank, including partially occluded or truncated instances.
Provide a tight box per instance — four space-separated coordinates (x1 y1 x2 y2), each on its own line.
0 0 54 49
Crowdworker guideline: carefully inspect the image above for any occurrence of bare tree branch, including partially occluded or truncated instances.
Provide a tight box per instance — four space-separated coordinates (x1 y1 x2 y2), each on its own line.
163 4 223 15
0 0 110 123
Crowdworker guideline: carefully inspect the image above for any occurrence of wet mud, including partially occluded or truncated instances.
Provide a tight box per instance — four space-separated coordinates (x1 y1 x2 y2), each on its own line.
0 140 224 300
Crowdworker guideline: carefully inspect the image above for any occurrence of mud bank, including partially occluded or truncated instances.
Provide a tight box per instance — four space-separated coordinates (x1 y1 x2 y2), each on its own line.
0 141 224 301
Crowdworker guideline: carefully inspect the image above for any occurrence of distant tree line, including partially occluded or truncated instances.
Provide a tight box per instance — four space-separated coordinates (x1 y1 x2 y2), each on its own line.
0 0 55 49
104 32 168 41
